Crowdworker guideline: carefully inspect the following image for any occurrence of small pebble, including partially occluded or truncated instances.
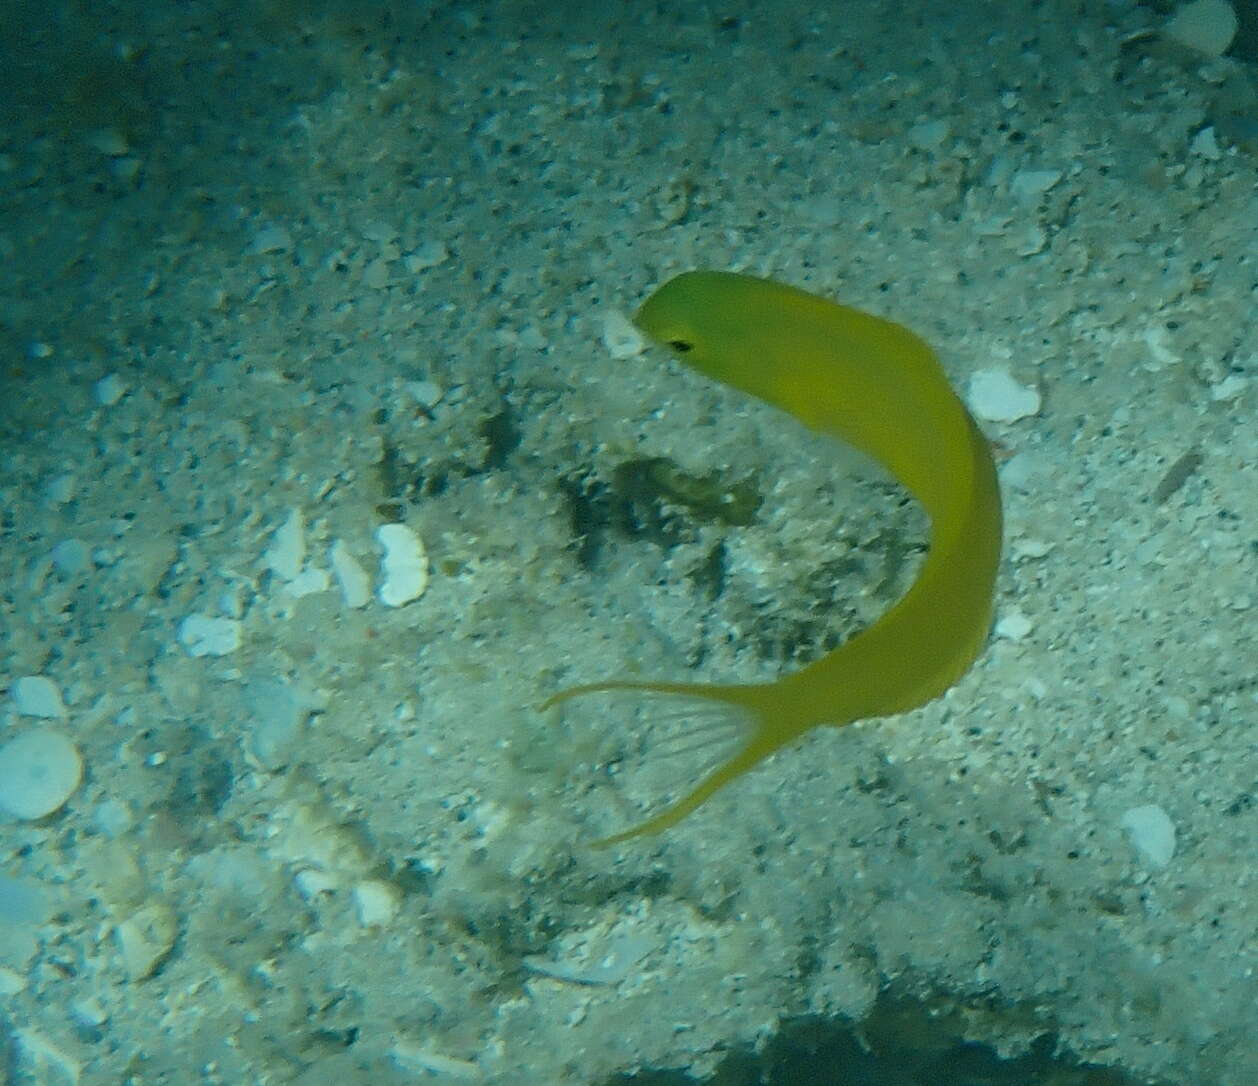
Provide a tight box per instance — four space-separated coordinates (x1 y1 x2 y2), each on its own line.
51 538 90 575
1189 126 1222 160
1120 804 1177 868
1012 538 1052 560
330 541 370 609
294 869 337 900
94 373 127 406
907 119 950 150
11 676 66 718
115 903 178 980
285 567 330 599
362 221 398 243
602 311 647 359
44 474 76 505
177 614 242 657
376 524 429 607
968 368 1041 423
1209 374 1247 402
363 257 392 289
250 225 293 254
405 379 444 408
263 508 306 581
1010 168 1063 202
1165 0 1238 56
995 610 1033 641
353 880 401 927
69 997 108 1029
0 728 83 819
405 239 449 272
94 798 133 838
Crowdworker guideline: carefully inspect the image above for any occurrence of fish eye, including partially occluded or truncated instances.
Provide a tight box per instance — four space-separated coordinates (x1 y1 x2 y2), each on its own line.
669 340 694 352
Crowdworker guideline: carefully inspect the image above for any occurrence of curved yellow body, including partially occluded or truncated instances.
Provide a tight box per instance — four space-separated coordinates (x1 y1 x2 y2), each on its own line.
544 271 1002 845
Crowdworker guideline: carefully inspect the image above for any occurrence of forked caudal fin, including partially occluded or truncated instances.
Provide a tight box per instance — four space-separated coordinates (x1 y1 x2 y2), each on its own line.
539 680 804 847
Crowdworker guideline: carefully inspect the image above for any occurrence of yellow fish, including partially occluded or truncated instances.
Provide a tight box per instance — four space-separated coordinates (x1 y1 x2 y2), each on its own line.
544 272 1002 846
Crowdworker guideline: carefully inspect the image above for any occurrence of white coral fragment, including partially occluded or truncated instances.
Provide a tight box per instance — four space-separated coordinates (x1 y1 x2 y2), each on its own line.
376 523 429 607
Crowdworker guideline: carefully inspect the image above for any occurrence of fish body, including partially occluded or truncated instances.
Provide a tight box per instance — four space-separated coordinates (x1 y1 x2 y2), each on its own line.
545 272 1003 845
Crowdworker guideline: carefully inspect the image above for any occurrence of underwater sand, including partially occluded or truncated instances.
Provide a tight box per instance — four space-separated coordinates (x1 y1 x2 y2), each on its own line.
1 1 1256 1082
